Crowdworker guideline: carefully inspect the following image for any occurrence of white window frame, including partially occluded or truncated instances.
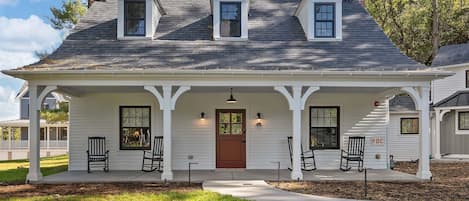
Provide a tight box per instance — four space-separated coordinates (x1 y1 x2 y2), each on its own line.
455 110 469 135
117 0 155 40
212 0 249 41
308 0 342 41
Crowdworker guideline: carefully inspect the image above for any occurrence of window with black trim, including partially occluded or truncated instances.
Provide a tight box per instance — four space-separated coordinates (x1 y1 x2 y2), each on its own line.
459 111 469 130
314 3 335 38
401 118 419 134
124 0 146 36
220 2 241 37
120 106 151 150
466 70 469 88
310 106 339 149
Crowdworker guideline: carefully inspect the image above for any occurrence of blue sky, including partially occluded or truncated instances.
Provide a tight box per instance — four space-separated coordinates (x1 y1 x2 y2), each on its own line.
0 0 68 120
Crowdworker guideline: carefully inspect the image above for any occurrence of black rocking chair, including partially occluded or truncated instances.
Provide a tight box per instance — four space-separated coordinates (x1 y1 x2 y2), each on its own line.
87 136 109 173
340 136 365 172
142 136 164 172
287 136 317 171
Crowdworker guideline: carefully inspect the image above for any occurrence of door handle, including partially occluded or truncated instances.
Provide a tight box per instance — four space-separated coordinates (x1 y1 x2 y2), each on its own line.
242 140 246 143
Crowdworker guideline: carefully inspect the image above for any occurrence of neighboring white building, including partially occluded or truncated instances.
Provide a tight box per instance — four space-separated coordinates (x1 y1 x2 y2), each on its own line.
431 43 469 159
0 83 69 161
2 0 453 183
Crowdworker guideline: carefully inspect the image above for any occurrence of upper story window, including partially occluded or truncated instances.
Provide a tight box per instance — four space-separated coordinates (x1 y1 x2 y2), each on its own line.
314 3 335 38
220 2 241 37
294 0 342 41
124 1 146 36
212 0 248 40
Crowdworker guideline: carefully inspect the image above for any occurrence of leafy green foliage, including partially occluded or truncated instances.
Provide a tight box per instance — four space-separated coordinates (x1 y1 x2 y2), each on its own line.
365 0 469 65
40 102 69 123
50 0 87 30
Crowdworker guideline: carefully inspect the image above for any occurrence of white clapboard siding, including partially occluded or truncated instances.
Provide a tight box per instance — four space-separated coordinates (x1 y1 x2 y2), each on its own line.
304 93 389 169
69 91 389 170
432 68 467 103
388 113 420 161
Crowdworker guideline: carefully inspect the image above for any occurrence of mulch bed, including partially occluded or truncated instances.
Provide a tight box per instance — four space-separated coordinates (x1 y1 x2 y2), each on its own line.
272 161 469 201
0 183 201 199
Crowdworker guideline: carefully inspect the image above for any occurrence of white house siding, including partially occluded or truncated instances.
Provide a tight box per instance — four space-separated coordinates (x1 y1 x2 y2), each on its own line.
388 113 420 161
69 93 160 171
304 93 389 169
69 91 389 171
432 68 467 103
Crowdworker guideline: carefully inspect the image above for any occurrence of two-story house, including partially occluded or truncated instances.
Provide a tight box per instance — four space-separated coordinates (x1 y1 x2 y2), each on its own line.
2 0 452 183
431 43 469 159
0 82 69 160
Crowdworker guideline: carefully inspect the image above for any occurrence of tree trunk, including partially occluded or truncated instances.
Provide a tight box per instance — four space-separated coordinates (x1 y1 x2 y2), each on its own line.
431 0 439 61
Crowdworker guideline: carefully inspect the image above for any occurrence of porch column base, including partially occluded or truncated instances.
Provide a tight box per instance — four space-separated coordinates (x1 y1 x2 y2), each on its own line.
416 170 432 180
433 154 441 160
161 171 173 181
26 172 43 183
290 170 303 181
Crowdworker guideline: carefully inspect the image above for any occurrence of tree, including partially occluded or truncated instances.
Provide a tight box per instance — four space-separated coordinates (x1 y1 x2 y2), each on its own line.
41 102 69 123
365 0 469 65
50 0 87 30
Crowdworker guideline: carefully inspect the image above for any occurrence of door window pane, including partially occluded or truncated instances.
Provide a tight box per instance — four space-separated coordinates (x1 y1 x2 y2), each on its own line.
220 2 241 37
231 124 242 135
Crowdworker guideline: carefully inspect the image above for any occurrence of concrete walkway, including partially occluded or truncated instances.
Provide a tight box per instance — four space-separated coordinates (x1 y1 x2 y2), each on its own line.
203 180 356 201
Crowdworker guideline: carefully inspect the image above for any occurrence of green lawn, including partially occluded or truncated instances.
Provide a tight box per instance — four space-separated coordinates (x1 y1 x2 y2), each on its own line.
5 191 245 201
0 155 68 184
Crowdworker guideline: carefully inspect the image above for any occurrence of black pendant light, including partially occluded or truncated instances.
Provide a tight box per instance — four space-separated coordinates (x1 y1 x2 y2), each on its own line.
226 88 237 104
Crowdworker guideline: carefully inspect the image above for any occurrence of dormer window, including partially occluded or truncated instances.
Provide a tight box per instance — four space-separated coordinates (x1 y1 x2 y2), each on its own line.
124 1 146 36
117 0 164 40
295 0 342 41
212 0 249 40
314 3 335 38
220 2 241 37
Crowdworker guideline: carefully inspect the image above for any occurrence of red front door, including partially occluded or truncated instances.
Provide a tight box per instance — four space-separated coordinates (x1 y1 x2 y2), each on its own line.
216 109 246 168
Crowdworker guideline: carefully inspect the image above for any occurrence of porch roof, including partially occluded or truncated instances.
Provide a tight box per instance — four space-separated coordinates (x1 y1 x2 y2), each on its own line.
434 90 469 108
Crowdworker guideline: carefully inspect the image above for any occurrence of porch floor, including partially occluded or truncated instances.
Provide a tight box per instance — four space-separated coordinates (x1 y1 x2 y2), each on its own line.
41 169 419 184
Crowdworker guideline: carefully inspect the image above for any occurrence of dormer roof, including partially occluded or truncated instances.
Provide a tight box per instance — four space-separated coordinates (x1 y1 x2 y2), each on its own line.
12 0 425 72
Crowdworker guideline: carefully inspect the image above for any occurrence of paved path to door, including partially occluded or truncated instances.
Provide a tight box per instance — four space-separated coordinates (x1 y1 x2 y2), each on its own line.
203 180 356 201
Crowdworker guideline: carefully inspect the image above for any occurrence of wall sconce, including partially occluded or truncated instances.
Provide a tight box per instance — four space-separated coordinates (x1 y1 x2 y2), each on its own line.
256 112 263 127
200 112 206 120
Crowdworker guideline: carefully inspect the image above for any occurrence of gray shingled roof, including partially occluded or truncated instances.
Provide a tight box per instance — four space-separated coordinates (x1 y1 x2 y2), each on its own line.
389 94 417 112
432 43 469 67
434 90 469 108
16 0 425 71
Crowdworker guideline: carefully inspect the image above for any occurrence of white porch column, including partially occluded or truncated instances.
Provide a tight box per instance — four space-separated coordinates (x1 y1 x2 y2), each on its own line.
161 85 173 181
8 127 12 150
274 85 319 180
433 109 449 160
144 85 190 181
27 85 43 182
417 86 432 180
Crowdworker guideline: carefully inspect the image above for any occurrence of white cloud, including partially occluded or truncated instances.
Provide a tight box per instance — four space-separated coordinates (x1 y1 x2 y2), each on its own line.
0 15 63 70
0 85 19 121
0 15 63 120
0 0 18 6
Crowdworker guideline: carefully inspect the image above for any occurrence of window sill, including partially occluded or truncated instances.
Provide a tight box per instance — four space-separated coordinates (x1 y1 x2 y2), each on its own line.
308 37 342 42
118 36 153 40
214 36 248 41
455 130 469 135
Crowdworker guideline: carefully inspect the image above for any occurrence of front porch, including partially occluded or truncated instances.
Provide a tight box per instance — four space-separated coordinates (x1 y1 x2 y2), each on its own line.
41 169 419 184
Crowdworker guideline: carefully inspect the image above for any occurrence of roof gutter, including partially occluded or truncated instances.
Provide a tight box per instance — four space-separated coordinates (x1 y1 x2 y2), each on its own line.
2 69 454 78
434 62 469 70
